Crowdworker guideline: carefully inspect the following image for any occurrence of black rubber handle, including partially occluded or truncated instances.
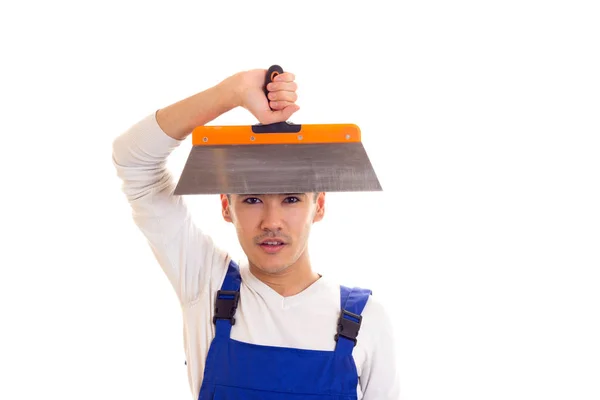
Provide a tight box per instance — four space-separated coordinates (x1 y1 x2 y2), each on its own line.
263 65 284 111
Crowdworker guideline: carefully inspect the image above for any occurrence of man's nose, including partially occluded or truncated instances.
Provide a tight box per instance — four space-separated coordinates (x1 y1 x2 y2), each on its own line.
260 204 284 231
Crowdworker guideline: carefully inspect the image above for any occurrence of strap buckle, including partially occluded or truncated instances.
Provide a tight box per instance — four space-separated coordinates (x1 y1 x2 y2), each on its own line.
334 309 363 346
213 290 240 325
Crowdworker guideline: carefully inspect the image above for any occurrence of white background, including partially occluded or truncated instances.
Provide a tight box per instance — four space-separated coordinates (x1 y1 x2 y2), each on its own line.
1 0 599 399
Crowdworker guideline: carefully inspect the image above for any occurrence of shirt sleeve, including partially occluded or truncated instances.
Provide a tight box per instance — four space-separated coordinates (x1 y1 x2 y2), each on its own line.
111 111 229 306
360 297 401 399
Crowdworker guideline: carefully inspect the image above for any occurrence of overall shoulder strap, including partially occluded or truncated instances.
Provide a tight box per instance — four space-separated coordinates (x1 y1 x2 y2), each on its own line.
214 259 242 339
335 285 372 356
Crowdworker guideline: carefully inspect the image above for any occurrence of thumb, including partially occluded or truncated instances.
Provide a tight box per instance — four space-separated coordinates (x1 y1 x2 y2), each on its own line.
267 104 300 124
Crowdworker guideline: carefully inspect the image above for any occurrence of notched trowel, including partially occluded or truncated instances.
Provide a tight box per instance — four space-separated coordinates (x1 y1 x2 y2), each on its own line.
174 65 382 195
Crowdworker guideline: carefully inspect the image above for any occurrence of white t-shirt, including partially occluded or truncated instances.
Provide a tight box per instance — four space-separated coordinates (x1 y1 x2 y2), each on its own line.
111 112 400 399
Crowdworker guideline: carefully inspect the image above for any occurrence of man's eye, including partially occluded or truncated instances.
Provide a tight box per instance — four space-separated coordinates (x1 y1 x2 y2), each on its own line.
243 197 261 204
284 197 300 203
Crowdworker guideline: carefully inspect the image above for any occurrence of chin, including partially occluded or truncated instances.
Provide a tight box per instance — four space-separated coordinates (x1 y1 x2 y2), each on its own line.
241 241 303 275
259 266 288 275
249 249 295 274
254 258 292 275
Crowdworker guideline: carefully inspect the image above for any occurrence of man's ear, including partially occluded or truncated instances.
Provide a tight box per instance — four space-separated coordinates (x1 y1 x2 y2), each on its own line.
221 194 233 223
312 192 326 222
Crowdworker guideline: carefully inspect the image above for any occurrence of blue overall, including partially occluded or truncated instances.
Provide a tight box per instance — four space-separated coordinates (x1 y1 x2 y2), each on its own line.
197 260 372 399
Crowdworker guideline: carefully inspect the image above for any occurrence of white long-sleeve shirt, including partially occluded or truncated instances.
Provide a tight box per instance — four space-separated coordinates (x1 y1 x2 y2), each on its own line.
111 111 400 399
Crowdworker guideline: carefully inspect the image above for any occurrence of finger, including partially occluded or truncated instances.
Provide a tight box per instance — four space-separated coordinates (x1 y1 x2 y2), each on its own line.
268 91 298 103
270 100 297 110
266 81 297 92
273 72 295 82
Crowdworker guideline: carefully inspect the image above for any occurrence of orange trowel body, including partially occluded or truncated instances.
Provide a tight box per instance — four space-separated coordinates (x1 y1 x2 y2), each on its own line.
174 66 382 195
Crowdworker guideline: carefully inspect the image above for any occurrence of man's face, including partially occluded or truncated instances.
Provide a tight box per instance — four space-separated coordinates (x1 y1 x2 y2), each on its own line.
221 192 325 274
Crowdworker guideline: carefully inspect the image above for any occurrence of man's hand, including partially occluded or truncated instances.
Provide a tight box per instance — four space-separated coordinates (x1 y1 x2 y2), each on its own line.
231 69 300 125
157 68 300 141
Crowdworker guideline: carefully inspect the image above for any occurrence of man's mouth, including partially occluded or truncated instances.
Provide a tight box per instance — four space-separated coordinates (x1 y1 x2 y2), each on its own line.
259 239 286 253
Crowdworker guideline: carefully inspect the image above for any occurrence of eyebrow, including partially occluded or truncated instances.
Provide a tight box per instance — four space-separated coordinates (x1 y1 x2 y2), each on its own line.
242 193 305 197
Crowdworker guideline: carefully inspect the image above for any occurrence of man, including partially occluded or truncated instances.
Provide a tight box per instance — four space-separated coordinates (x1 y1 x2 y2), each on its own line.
112 68 400 399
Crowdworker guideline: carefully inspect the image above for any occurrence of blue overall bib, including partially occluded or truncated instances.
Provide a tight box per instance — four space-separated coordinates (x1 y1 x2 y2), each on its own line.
197 260 372 399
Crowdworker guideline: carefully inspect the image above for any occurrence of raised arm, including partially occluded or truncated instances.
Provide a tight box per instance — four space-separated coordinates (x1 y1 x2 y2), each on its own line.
111 69 299 305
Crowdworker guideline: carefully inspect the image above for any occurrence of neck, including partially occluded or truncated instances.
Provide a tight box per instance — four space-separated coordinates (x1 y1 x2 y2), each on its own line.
248 250 321 297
